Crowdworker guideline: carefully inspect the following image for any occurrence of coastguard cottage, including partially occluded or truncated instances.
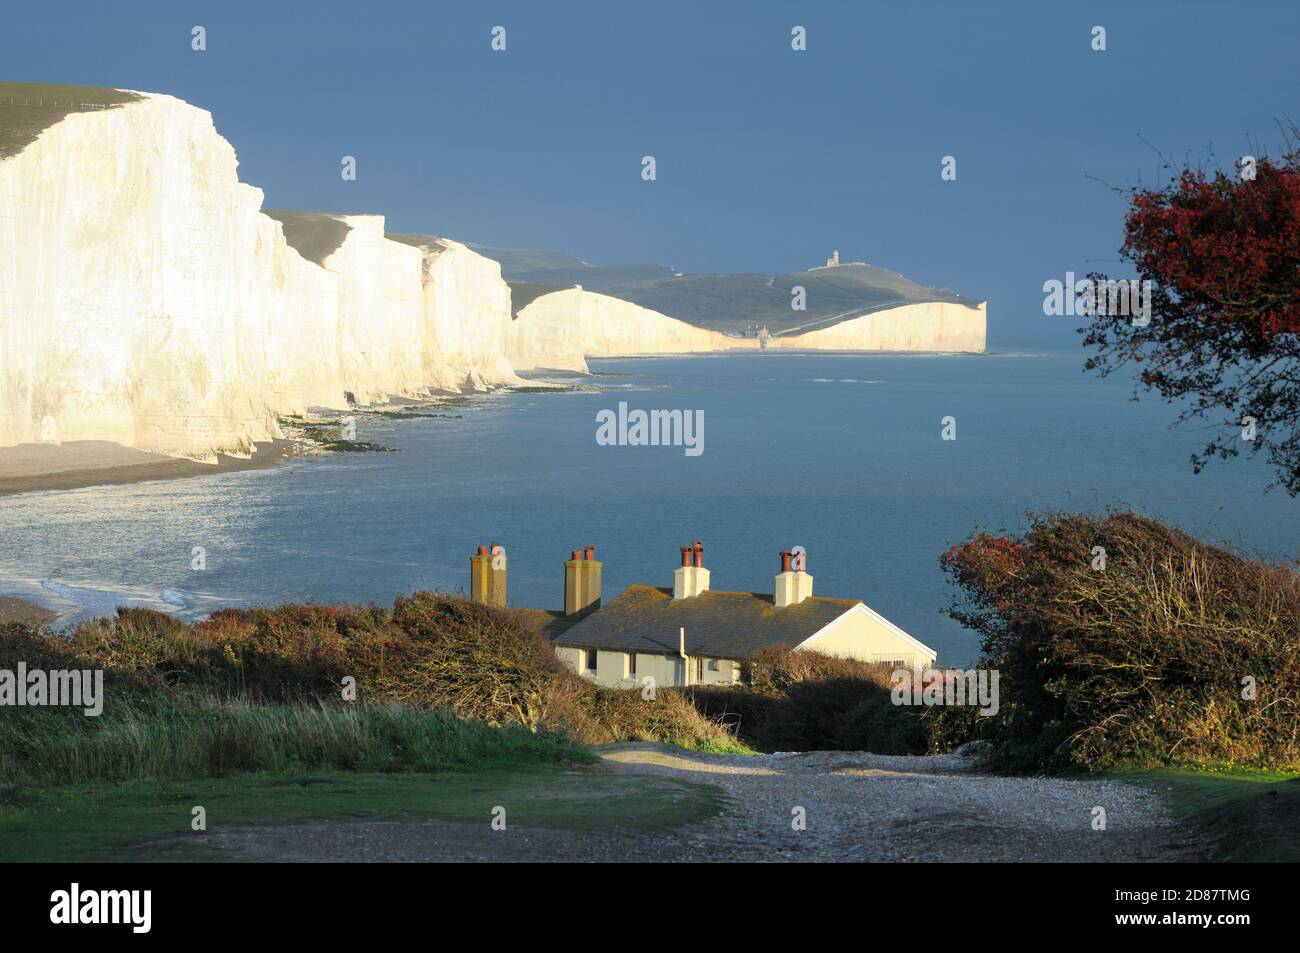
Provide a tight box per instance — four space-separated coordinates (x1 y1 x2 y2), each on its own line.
468 540 938 689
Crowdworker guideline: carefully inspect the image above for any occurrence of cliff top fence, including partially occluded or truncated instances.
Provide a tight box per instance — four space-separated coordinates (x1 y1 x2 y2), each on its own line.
0 83 142 159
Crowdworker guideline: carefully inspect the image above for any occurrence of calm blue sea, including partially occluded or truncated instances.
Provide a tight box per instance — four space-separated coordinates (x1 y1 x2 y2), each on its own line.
1 350 1295 666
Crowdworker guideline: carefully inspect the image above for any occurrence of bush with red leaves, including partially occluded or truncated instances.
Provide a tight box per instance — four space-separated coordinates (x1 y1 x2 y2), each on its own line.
1083 135 1300 494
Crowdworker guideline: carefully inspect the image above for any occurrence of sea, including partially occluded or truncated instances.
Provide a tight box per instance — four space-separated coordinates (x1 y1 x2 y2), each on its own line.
1 349 1295 666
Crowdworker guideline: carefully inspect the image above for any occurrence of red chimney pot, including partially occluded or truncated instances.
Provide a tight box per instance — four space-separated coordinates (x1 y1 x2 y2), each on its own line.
692 540 704 568
780 550 793 573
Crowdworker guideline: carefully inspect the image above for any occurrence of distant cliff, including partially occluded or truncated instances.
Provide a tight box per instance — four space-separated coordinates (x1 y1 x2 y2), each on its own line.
507 285 985 370
507 285 739 372
474 244 986 338
766 301 987 353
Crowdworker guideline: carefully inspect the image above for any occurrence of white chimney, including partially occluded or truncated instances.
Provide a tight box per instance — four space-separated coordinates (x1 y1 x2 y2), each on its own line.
672 540 710 599
774 549 814 607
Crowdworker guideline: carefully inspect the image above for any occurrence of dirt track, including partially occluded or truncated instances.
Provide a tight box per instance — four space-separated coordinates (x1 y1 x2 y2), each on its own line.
199 745 1198 863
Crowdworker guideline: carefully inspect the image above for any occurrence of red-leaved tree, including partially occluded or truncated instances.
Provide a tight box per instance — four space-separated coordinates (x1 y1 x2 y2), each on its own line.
1083 135 1300 494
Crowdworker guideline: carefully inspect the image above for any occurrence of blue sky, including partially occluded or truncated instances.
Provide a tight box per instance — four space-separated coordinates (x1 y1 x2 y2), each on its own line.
5 0 1298 346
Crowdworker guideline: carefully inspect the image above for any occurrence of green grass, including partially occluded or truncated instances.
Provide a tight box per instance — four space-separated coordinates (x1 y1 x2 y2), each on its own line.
0 765 726 862
675 735 757 756
0 81 140 158
0 696 590 784
0 695 726 861
1121 768 1300 862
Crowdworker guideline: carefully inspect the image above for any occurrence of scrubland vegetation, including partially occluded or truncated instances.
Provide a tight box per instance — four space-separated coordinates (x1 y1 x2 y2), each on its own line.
0 598 732 860
0 594 741 786
689 648 925 754
935 511 1300 774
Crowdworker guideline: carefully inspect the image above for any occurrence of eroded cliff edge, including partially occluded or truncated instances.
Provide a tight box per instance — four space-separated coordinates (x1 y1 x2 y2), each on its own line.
0 88 523 461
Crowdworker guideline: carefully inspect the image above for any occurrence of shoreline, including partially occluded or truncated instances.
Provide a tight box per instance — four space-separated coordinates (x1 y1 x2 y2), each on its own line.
0 352 993 497
585 346 991 361
0 595 57 627
0 438 296 497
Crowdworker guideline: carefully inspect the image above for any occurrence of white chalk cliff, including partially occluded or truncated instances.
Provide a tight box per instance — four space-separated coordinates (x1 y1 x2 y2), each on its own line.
0 90 522 460
389 234 520 392
766 301 987 353
0 86 986 463
507 289 986 371
507 286 741 373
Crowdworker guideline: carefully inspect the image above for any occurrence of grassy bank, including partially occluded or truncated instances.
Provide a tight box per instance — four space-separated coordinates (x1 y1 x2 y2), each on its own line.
0 695 589 785
1122 769 1300 862
0 692 723 862
0 766 726 862
0 599 737 861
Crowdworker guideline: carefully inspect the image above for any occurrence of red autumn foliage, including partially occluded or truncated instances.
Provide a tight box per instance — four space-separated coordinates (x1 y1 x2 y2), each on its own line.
1083 131 1300 495
1123 161 1300 341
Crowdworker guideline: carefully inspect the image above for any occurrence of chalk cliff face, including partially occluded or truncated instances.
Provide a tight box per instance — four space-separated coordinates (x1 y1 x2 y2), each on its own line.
0 91 523 460
257 216 345 417
768 301 987 352
0 93 280 457
318 216 426 404
0 85 986 464
507 289 986 369
389 235 522 391
507 287 741 372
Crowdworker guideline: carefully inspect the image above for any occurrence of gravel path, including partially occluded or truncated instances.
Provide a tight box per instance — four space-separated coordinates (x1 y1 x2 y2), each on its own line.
201 744 1197 862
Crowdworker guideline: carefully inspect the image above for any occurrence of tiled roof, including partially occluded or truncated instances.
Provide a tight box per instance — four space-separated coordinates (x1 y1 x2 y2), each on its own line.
515 608 581 641
550 585 859 660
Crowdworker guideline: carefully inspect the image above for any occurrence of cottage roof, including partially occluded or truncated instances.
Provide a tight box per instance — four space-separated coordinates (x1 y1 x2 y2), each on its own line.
550 584 859 659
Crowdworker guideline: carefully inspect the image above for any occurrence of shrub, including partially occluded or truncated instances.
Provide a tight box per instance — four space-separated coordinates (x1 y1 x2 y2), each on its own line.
195 603 410 701
556 686 747 752
381 593 569 730
1 594 743 757
941 510 1300 772
689 647 928 754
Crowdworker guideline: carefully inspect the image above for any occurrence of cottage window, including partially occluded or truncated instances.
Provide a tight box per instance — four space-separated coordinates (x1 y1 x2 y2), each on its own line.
707 659 720 672
694 658 704 681
872 653 911 668
626 652 637 677
584 648 598 672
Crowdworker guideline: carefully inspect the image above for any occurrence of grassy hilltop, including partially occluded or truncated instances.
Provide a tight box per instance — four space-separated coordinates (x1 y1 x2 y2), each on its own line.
0 80 139 159
471 241 980 335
